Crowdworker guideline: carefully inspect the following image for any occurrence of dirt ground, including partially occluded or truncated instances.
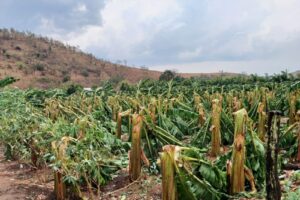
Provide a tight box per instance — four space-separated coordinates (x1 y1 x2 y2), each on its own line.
1 144 298 200
100 169 161 200
0 146 161 200
0 146 54 200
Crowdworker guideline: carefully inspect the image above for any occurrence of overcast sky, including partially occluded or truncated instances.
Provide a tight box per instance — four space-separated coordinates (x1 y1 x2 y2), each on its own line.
1 0 299 74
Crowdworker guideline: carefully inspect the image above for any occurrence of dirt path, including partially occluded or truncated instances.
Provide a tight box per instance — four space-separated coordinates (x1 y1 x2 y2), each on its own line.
0 146 54 200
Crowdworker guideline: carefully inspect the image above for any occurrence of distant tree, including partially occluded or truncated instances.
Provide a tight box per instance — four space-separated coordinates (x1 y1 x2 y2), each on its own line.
250 74 258 82
159 70 176 81
33 63 45 71
66 84 83 95
80 69 89 77
109 74 124 85
173 75 185 82
0 77 18 88
62 75 71 83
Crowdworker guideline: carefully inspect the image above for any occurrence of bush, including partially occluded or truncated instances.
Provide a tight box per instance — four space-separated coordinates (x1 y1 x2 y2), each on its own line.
66 84 83 95
33 63 45 71
159 70 176 81
109 74 124 85
17 62 25 70
62 75 71 83
80 69 89 77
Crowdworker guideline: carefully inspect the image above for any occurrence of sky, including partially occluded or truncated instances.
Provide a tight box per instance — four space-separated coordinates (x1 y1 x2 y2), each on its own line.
0 0 299 75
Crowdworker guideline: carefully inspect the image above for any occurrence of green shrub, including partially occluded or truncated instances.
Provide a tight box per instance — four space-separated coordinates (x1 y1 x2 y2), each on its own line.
80 69 89 77
33 63 45 71
159 70 176 81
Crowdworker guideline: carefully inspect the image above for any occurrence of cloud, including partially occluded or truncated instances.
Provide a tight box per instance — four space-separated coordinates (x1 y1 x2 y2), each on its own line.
58 0 183 61
4 0 300 74
178 48 202 60
74 3 87 13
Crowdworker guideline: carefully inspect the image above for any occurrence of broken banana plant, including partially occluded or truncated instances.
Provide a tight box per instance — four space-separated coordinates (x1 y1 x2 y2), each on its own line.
129 113 143 181
198 103 206 127
230 108 256 194
266 111 282 200
116 109 131 139
161 145 177 200
257 103 267 142
211 99 222 156
160 145 226 200
289 93 296 125
52 136 77 200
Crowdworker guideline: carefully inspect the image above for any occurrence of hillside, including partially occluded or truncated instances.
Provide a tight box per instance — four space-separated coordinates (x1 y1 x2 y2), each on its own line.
0 29 240 89
180 72 241 79
0 29 161 89
292 70 300 76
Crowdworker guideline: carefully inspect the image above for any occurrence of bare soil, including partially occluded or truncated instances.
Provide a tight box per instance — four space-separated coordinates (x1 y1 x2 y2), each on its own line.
0 146 54 200
100 169 161 200
0 146 161 200
1 143 296 200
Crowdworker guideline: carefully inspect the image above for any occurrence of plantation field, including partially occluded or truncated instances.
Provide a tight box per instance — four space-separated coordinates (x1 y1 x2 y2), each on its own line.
0 76 300 200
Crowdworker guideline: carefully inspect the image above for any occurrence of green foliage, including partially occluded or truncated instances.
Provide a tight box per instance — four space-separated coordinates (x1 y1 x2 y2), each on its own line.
0 75 299 198
80 69 89 77
33 63 45 71
0 76 18 88
159 70 176 81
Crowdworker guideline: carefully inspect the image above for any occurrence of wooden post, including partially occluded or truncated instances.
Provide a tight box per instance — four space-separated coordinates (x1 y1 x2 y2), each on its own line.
266 110 282 200
54 171 66 200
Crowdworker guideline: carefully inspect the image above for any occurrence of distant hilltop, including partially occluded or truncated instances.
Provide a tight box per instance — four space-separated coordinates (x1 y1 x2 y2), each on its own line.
0 28 241 89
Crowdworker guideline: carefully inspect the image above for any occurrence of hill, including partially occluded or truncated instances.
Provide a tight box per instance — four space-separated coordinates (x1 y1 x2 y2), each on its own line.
0 29 240 89
292 70 300 76
180 72 241 79
0 29 162 88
